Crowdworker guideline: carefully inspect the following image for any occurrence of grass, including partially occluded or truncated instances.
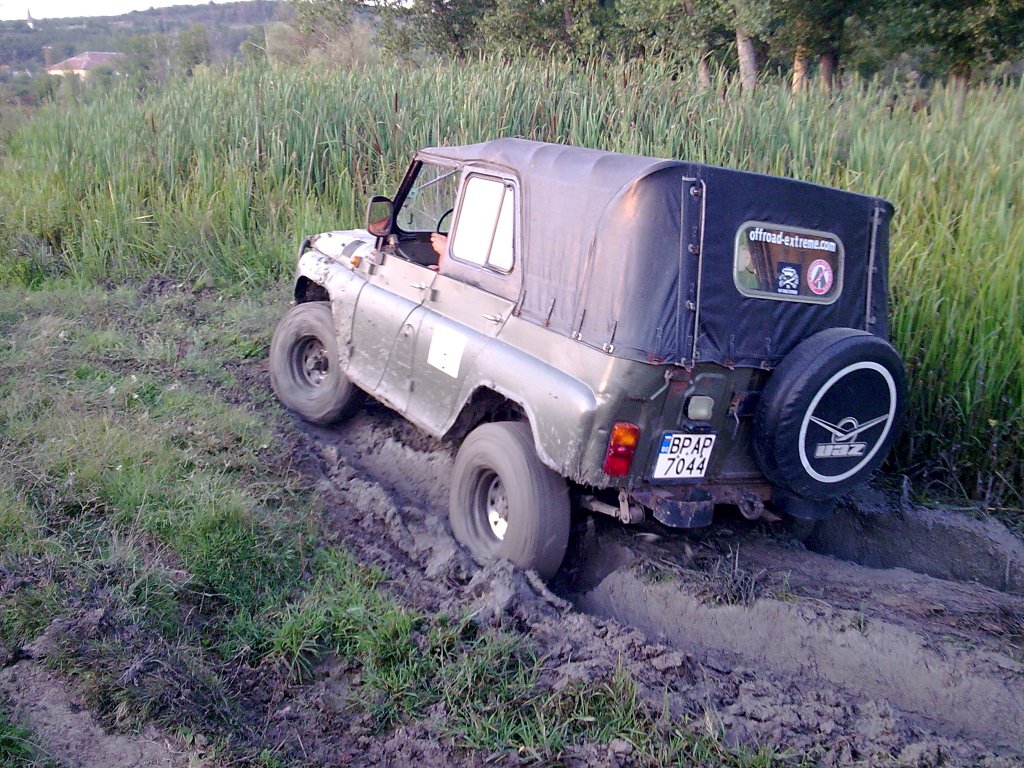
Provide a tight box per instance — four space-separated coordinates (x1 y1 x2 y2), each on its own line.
0 281 798 766
0 56 1019 503
0 710 52 768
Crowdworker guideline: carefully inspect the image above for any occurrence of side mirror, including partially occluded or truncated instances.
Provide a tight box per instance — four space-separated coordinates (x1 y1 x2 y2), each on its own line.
366 196 394 237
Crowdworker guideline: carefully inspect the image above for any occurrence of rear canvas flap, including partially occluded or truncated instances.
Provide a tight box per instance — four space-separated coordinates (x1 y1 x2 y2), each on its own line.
683 164 888 369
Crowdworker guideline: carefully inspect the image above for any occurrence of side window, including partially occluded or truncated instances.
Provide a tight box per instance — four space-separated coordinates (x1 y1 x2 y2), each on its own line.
450 175 515 273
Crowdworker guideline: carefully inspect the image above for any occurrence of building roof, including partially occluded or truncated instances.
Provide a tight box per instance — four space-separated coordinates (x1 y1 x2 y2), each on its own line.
47 52 123 73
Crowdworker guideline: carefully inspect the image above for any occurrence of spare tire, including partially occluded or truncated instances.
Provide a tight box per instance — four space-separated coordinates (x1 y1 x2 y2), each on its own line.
754 328 906 501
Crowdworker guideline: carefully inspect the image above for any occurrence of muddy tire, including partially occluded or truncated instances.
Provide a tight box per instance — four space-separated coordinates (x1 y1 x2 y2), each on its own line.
754 328 906 502
449 421 570 580
269 301 365 426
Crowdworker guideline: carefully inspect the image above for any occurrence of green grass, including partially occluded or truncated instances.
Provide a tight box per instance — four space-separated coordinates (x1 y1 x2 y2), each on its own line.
0 285 306 740
0 283 796 766
0 709 52 768
0 57 1019 502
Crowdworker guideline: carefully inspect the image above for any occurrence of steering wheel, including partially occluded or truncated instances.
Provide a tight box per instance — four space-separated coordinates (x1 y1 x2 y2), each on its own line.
435 208 454 234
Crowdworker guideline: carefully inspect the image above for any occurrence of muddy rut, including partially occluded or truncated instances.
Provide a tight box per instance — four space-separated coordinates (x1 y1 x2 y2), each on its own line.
13 400 1016 766
307 404 1024 766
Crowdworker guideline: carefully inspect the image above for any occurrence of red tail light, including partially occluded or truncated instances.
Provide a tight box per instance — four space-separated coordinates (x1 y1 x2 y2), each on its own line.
603 422 640 477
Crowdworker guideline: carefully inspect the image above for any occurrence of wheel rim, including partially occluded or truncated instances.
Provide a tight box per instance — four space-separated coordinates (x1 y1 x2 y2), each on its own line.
474 470 509 541
294 336 329 387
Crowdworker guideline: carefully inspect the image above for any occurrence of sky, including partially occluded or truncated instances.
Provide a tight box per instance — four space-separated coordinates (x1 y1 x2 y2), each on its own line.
0 0 259 21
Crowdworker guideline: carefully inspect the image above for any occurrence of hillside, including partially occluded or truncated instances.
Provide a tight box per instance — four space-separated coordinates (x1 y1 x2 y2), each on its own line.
0 0 284 70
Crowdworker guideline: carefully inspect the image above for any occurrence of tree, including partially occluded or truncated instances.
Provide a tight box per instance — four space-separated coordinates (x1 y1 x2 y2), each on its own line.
387 0 497 58
312 0 496 57
240 25 268 63
617 0 774 91
479 1 566 51
123 33 175 87
617 0 732 85
479 0 620 53
86 64 121 94
177 23 212 75
730 0 775 92
263 22 309 64
845 0 1024 88
773 0 863 92
889 0 1024 85
290 0 626 58
290 0 352 45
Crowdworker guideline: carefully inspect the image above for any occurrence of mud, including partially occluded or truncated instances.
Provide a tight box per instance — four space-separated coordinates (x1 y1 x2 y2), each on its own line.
295 406 1024 765
807 488 1024 594
0 661 196 768
7 369 1024 765
570 533 1024 749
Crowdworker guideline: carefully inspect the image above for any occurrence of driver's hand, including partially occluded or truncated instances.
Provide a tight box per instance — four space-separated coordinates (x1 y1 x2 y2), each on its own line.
430 232 448 260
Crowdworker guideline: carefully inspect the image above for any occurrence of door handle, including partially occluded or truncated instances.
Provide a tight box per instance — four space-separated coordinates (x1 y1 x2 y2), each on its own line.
482 313 502 323
410 282 429 290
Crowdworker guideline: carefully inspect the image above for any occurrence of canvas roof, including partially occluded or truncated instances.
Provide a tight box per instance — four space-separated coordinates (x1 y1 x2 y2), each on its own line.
416 139 892 369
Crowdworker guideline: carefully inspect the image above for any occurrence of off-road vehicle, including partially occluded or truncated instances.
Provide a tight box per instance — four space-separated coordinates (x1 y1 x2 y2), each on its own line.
270 138 906 579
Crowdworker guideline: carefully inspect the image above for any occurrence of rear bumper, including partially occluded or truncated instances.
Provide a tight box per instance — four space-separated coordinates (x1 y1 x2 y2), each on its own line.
630 481 774 528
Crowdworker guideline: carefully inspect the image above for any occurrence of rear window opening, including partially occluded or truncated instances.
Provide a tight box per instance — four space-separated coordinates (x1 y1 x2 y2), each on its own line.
734 221 844 304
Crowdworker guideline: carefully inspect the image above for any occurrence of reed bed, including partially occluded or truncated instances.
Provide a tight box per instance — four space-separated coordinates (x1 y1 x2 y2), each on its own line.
0 56 1020 502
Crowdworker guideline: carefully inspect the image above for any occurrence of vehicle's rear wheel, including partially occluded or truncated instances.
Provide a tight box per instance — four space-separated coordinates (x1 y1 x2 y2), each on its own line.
269 301 365 425
449 421 570 580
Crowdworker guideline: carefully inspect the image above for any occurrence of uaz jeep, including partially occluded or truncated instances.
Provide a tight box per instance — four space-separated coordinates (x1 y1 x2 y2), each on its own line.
270 139 906 578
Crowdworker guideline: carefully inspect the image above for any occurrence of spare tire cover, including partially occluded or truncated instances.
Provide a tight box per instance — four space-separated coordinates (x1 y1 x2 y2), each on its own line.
754 328 906 501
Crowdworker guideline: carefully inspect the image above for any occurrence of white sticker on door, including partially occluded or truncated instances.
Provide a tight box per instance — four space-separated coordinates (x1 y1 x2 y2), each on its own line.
427 326 467 378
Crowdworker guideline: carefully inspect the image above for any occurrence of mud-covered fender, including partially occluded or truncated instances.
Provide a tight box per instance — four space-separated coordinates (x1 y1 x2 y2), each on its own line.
443 338 600 481
293 230 376 367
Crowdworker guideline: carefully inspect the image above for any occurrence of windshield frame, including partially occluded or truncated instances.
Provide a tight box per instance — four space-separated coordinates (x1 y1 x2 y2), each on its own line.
390 159 462 235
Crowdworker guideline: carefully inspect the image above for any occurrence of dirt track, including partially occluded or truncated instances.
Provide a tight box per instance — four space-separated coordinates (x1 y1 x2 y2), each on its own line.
305 403 1024 766
3 399 1022 766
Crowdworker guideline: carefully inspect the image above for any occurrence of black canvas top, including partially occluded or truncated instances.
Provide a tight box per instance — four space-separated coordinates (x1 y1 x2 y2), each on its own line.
419 138 893 370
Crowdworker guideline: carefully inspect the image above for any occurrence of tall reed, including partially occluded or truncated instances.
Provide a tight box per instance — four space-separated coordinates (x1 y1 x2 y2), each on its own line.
0 56 1020 502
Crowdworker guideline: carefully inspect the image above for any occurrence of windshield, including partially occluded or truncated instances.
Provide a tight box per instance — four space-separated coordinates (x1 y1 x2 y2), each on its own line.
396 162 460 233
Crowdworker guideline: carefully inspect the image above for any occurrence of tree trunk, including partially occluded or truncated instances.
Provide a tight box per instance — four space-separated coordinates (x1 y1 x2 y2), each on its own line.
562 1 575 49
736 28 757 93
698 49 712 89
950 69 970 119
819 51 837 92
792 46 809 93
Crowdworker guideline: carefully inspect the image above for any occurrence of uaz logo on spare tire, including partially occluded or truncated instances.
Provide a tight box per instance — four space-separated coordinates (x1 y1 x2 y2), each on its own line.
812 417 870 457
810 414 892 458
753 329 907 502
799 361 899 483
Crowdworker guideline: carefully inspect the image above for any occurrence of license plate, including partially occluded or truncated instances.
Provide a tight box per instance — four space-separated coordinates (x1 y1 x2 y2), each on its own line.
653 432 716 479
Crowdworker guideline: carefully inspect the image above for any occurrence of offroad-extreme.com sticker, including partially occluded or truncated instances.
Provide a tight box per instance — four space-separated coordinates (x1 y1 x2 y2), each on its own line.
734 221 844 304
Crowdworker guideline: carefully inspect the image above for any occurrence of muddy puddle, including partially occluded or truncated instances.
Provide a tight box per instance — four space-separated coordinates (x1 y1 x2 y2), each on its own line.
309 407 1024 764
806 493 1024 594
561 518 1024 751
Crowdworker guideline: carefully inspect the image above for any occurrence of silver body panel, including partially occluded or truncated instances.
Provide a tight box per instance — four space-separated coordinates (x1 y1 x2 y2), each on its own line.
294 230 762 494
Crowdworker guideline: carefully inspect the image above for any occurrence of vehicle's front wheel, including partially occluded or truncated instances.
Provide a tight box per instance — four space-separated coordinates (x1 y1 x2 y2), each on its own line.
269 301 365 425
449 421 570 580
